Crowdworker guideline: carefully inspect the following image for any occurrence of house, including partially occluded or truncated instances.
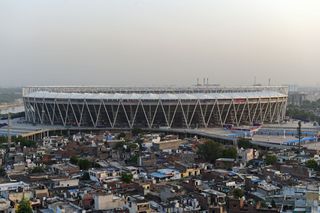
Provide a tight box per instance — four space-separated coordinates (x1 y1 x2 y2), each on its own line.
51 178 79 189
94 192 126 211
124 166 140 179
251 181 280 199
125 195 151 213
215 158 236 170
46 200 83 213
89 167 121 182
228 198 279 213
153 139 183 151
174 161 201 178
280 164 315 179
0 182 30 199
0 198 10 212
34 186 49 200
150 169 181 182
201 189 227 206
50 163 80 177
238 148 258 163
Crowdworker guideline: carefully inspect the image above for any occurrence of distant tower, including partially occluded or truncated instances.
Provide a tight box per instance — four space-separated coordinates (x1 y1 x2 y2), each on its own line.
268 78 271 86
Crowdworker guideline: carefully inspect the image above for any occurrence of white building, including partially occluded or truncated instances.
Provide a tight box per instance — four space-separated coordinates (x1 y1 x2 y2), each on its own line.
89 168 121 182
94 192 125 211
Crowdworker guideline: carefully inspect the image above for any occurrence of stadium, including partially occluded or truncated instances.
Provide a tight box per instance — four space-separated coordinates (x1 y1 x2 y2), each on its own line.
23 86 288 129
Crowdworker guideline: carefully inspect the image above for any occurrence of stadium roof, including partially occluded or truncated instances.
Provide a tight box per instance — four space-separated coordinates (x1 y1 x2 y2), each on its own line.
25 90 287 100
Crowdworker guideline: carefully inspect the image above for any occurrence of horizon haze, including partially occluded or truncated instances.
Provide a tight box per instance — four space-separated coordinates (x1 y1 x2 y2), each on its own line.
1 0 320 87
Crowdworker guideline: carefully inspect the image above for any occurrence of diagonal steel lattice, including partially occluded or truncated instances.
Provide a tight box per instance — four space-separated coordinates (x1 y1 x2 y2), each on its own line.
23 86 288 128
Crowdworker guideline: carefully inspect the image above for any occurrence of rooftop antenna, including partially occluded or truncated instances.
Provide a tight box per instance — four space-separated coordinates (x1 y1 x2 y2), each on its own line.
207 78 209 86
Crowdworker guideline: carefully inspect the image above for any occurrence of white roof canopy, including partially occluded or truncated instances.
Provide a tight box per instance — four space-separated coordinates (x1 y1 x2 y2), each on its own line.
26 90 286 100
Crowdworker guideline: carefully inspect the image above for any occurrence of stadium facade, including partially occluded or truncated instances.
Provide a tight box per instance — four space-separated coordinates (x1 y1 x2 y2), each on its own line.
23 86 288 129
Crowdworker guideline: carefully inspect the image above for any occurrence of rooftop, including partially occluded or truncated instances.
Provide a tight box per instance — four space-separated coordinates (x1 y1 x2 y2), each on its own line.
25 90 286 100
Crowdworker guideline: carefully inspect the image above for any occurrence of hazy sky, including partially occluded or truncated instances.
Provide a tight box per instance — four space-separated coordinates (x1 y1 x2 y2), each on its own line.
1 0 320 87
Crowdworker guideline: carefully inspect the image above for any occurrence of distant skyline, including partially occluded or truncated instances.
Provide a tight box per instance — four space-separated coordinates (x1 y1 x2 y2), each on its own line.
1 0 320 87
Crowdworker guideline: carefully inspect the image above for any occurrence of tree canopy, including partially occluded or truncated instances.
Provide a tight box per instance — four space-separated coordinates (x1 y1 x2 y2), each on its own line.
265 155 277 165
16 198 33 213
0 167 6 177
197 140 238 163
286 100 320 123
77 159 92 170
121 173 133 183
0 136 37 147
30 166 45 174
233 188 244 199
70 156 92 170
237 138 257 149
222 147 237 159
305 159 318 170
132 128 143 136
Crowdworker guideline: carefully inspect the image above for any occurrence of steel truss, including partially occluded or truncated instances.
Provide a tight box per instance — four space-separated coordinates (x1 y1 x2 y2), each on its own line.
24 97 288 128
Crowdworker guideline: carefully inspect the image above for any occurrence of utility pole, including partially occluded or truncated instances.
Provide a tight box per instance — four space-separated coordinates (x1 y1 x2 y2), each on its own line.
4 113 12 166
7 113 11 145
297 121 302 151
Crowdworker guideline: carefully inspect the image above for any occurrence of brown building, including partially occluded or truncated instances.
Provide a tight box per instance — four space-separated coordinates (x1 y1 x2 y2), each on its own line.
228 198 279 213
280 164 312 179
153 139 183 151
215 158 235 170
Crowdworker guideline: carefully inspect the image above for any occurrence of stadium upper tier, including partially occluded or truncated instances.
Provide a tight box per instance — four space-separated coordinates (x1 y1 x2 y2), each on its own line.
23 86 288 95
25 91 286 100
23 86 288 128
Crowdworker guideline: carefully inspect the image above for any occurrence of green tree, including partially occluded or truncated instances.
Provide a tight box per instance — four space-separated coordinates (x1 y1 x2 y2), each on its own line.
128 143 138 151
0 167 6 177
132 128 143 136
78 159 91 170
233 188 244 199
127 154 139 165
121 173 133 183
114 141 126 150
222 147 237 159
19 140 37 148
30 166 44 174
197 141 223 163
238 138 257 149
306 159 318 170
70 156 79 165
260 201 268 208
117 132 126 140
265 155 277 165
16 198 33 213
135 138 144 152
